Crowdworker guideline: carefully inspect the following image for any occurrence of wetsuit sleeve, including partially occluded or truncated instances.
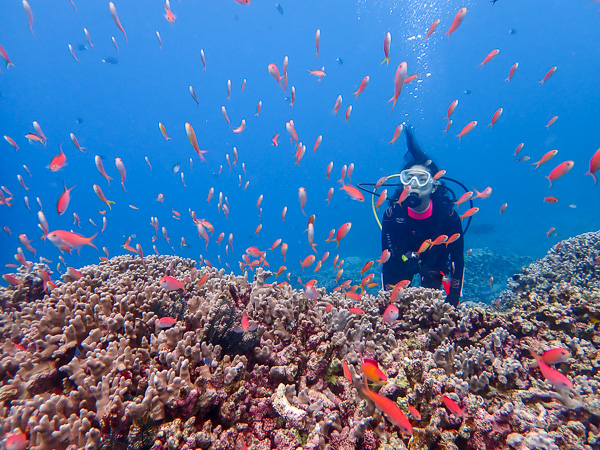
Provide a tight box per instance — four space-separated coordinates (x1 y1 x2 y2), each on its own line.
446 209 465 305
381 205 416 288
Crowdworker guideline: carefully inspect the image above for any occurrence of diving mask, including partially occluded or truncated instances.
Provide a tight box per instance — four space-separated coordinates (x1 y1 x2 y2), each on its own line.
399 169 432 187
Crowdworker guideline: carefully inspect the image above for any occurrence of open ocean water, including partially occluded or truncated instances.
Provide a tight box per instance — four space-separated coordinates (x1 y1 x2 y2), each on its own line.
1 0 599 293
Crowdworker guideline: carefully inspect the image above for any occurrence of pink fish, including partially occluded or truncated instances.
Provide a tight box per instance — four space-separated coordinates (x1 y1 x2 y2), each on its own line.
0 44 15 69
159 275 186 293
382 32 391 65
530 348 570 366
268 63 283 89
4 431 27 450
47 230 97 251
506 62 519 82
48 145 67 172
341 360 353 383
315 29 320 58
585 147 600 184
333 95 343 114
352 75 369 98
95 155 113 185
389 124 403 145
529 349 573 390
546 160 574 188
408 404 421 420
115 157 127 192
383 303 399 324
446 7 467 38
109 2 127 41
488 108 503 129
539 66 557 85
445 100 458 120
441 394 463 417
157 316 177 329
425 19 440 39
456 121 477 140
389 61 407 113
57 184 75 215
23 1 34 36
480 49 500 68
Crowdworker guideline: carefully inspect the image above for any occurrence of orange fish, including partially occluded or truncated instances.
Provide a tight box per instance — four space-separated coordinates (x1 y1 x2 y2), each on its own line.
339 182 364 202
298 187 307 216
359 261 374 275
500 203 508 214
348 306 364 314
341 360 353 383
362 358 387 383
459 207 479 220
543 196 559 203
159 122 170 140
361 374 413 436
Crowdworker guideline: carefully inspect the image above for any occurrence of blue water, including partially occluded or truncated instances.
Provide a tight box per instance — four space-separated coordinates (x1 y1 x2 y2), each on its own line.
1 0 599 284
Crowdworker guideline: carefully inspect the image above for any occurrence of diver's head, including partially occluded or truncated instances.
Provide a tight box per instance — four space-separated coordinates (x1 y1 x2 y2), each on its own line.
400 127 439 211
400 164 438 210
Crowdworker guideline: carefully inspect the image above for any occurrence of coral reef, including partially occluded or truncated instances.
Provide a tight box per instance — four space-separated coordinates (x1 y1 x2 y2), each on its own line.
1 232 600 449
462 247 533 305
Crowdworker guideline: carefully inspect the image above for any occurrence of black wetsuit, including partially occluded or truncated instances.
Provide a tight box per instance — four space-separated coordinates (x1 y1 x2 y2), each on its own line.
381 197 464 305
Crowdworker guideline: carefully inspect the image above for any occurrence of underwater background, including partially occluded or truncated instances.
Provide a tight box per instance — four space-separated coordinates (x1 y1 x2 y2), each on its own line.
1 0 600 290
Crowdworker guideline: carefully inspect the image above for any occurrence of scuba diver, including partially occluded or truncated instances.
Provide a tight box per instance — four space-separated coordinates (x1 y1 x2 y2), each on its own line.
380 127 464 306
